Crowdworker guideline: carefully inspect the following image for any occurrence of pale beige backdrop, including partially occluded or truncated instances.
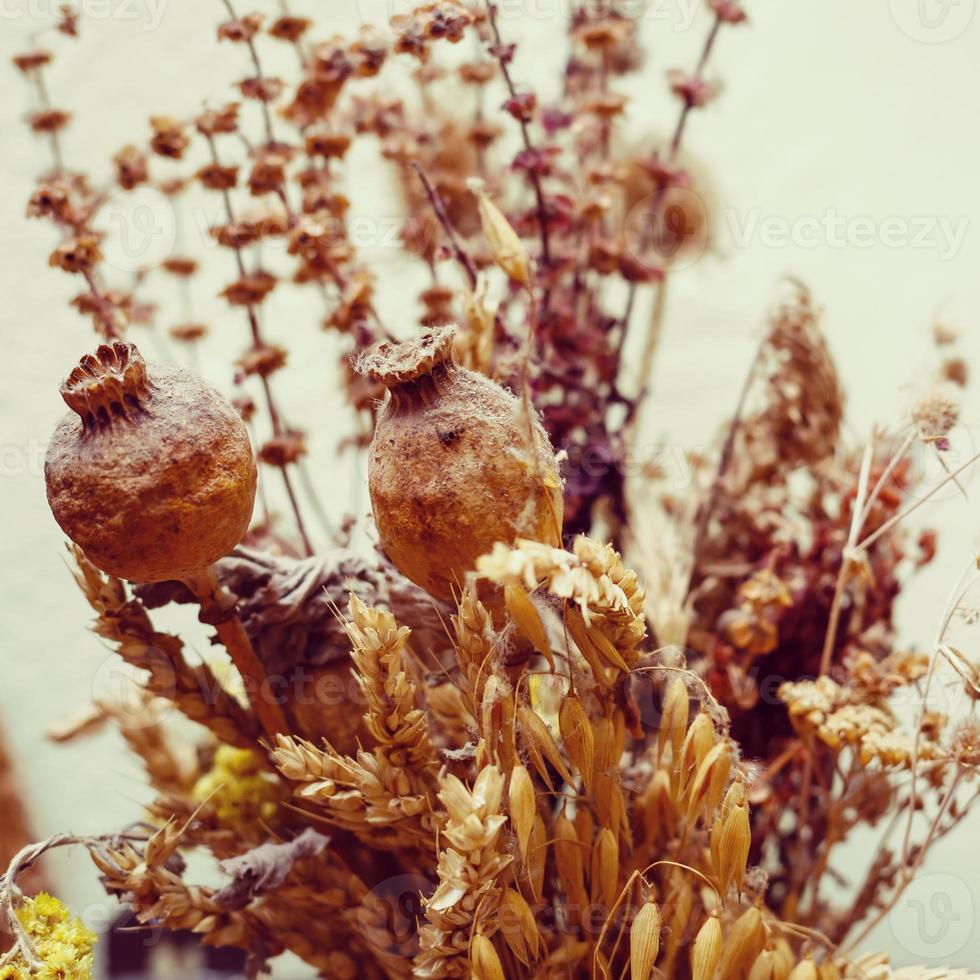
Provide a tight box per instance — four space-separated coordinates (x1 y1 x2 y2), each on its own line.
2 0 979 973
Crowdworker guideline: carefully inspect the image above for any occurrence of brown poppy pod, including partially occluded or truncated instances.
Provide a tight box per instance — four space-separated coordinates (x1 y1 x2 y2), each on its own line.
45 341 257 584
357 325 563 600
44 342 290 737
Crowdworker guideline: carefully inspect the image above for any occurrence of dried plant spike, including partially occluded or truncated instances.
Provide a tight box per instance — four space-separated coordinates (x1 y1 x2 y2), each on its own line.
718 801 751 896
554 810 588 916
471 933 505 980
629 899 661 980
182 566 288 738
590 828 618 909
357 325 563 600
559 694 596 792
691 911 723 980
509 764 536 864
45 342 257 583
748 949 778 980
518 703 574 787
787 959 819 980
499 887 539 965
659 675 690 760
716 907 767 978
468 177 531 287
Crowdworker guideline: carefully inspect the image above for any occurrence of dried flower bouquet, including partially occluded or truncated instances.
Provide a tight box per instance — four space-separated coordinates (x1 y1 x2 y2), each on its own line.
4 2 979 979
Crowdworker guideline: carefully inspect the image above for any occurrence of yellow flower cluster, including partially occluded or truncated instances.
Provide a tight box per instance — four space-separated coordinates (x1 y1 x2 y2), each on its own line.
0 893 96 980
191 745 282 827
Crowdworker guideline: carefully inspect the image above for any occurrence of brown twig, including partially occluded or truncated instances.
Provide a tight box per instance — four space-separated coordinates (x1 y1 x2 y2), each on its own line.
619 10 729 402
485 2 551 268
204 133 314 556
221 0 276 145
183 566 290 738
687 331 768 591
30 66 64 172
411 161 479 289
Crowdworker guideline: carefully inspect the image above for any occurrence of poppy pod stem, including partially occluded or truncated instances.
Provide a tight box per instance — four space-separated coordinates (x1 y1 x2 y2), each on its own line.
182 566 289 739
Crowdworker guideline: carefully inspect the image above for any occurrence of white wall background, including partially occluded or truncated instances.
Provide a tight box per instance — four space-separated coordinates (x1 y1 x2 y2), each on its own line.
2 0 980 973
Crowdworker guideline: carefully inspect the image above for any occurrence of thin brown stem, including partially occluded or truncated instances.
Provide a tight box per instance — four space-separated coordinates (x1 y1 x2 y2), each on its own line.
81 268 121 340
183 566 290 738
205 133 314 555
619 12 728 426
857 450 980 553
485 2 550 267
818 440 874 676
411 161 479 289
221 0 275 145
687 332 768 591
32 68 64 171
842 767 965 954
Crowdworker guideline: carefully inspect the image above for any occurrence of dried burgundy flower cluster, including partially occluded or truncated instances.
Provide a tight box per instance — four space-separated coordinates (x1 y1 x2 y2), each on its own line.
7 3 980 980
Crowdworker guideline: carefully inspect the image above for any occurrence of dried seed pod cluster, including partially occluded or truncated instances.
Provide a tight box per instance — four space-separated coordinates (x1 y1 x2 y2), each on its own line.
358 325 563 600
45 342 256 582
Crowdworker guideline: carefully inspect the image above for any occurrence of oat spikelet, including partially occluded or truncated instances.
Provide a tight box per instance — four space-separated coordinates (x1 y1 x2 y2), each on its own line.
498 887 540 966
691 911 723 980
468 177 531 287
716 907 767 978
559 693 596 792
509 764 536 865
629 899 661 980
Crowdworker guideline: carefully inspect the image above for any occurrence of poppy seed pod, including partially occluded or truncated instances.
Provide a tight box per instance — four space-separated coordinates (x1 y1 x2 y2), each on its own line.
45 341 257 583
358 325 563 600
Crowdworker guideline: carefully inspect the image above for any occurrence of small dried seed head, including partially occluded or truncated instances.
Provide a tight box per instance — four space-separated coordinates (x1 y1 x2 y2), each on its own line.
950 718 980 767
911 383 959 446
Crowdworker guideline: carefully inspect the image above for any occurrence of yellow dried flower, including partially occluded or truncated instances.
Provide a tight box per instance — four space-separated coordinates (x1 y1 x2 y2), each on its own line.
191 745 282 827
0 893 96 980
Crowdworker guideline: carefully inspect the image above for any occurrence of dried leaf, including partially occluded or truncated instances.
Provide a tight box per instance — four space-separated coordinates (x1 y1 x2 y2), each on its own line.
214 828 330 909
